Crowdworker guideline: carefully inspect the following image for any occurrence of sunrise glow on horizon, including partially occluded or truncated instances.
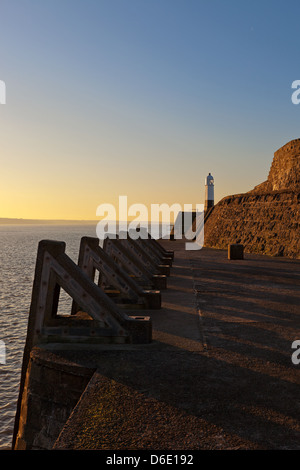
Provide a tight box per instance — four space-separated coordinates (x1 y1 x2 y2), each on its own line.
1 0 300 221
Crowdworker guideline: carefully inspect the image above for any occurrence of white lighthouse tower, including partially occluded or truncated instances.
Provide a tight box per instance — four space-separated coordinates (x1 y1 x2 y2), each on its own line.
205 173 214 211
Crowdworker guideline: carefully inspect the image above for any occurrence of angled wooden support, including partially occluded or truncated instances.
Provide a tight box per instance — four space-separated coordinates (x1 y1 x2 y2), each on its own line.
130 228 173 265
135 237 173 267
118 233 171 277
135 228 174 260
103 238 167 290
74 237 161 309
147 233 174 260
24 240 151 348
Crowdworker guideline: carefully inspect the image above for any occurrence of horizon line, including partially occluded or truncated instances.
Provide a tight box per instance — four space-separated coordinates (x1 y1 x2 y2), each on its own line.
0 217 176 225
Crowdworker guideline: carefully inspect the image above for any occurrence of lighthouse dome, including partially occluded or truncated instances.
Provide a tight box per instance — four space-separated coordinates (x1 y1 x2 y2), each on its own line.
205 173 214 185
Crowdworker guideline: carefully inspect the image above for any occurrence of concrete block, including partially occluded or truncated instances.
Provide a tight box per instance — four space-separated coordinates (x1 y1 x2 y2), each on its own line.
158 264 171 276
228 244 244 260
143 290 161 309
127 316 152 344
152 275 167 290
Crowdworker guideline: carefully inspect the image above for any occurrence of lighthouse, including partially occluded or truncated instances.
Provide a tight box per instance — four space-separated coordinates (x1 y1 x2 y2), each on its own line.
205 173 214 211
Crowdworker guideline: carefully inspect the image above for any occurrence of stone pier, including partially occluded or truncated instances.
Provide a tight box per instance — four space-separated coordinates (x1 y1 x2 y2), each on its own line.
13 240 300 450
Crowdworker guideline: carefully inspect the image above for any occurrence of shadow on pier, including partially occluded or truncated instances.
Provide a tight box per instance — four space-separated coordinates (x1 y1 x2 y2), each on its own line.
13 237 300 450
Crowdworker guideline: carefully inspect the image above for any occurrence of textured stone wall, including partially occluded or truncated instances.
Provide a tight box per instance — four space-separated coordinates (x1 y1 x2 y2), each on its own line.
268 139 300 191
204 139 300 259
14 348 93 450
204 190 299 258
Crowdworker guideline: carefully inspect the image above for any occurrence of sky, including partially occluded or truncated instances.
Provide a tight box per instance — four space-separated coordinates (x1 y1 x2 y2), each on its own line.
0 0 300 221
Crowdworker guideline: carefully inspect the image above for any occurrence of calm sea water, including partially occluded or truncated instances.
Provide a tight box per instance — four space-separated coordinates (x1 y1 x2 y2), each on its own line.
0 224 99 449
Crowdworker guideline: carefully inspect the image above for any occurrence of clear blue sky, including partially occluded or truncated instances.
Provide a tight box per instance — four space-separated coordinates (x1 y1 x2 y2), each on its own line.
0 0 299 219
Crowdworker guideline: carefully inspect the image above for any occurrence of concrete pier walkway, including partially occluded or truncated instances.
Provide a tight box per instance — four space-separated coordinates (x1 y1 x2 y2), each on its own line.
51 241 300 450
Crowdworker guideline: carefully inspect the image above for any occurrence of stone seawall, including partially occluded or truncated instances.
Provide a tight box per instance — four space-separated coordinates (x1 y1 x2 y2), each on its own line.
269 139 300 191
204 190 300 258
14 347 94 450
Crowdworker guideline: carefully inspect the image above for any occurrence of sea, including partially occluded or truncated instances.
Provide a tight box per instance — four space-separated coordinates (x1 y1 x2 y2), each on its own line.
0 224 103 450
